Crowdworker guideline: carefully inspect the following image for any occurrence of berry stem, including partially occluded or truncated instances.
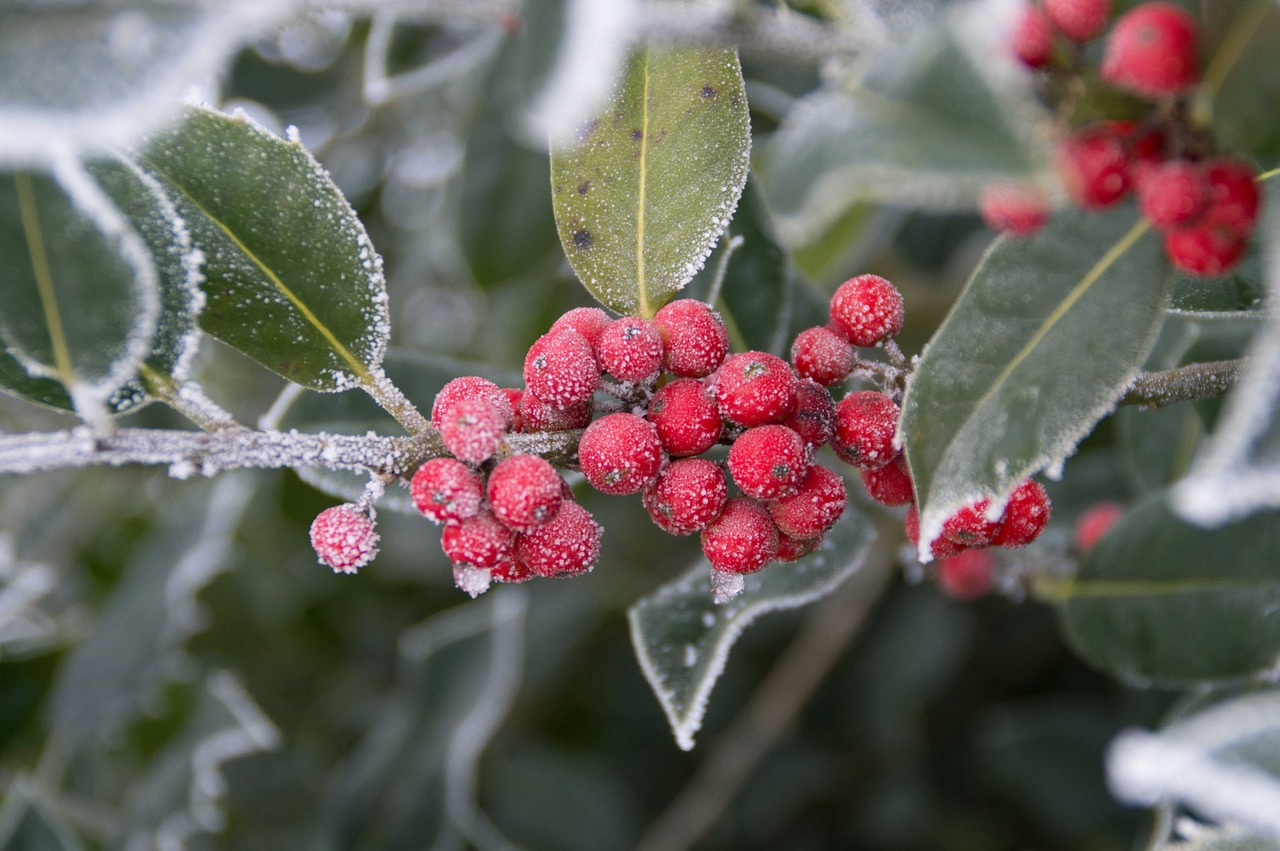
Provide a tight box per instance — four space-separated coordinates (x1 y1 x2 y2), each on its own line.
1119 358 1248 409
362 369 431 435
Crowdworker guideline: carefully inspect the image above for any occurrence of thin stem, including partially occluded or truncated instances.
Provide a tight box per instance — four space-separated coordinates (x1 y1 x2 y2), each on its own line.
140 365 244 432
1119 358 1247 410
362 370 431 435
705 234 745 309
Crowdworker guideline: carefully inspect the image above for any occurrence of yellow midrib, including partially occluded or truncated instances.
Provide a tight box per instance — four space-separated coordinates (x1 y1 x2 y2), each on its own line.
14 172 74 383
635 48 653 319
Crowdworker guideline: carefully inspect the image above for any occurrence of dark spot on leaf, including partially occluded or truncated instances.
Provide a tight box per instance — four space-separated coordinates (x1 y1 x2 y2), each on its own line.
577 180 591 196
578 118 599 143
631 129 644 141
701 85 717 100
573 229 593 251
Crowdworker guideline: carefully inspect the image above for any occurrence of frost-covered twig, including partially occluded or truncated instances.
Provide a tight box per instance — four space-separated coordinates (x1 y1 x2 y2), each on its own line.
1120 359 1247 410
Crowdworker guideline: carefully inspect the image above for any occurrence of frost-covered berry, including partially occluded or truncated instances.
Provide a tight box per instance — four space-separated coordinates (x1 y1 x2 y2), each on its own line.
1101 2 1199 98
310 504 379 573
516 500 602 577
648 378 723 457
990 479 1052 547
578 412 664 495
441 509 516 569
769 464 847 540
860 455 914 506
980 182 1051 236
1074 501 1124 552
438 398 505 465
777 533 821 563
905 504 968 560
1055 124 1131 209
829 274 905 347
1164 224 1248 277
523 327 600 408
832 391 900 469
492 557 534 584
1043 0 1110 42
1139 160 1209 229
1011 3 1056 68
487 454 564 532
713 351 798 426
1201 159 1260 232
937 550 996 600
728 425 809 500
701 498 780 574
790 325 855 387
519 391 593 432
410 458 483 525
783 380 837 449
653 299 730 378
643 458 729 535
501 387 525 433
550 306 611 352
432 376 512 431
942 499 1002 547
598 316 664 382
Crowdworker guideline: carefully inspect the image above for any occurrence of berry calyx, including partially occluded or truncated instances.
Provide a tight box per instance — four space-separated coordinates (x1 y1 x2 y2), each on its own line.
937 550 997 600
441 510 516 569
1139 160 1209 229
701 498 780 574
523 327 600 408
1011 3 1056 68
728 424 809 500
829 274 905 347
832 391 900 469
1101 2 1199 98
980 182 1051 236
515 500 603 577
769 464 847 540
790 325 855 387
410 458 483 525
1075 501 1124 552
1043 0 1110 42
1055 124 1131 209
713 352 799 427
653 299 730 378
310 504 379 573
648 378 723 457
598 316 664 383
860 455 914 506
487 454 564 532
577 412 664 495
990 479 1052 547
643 458 729 535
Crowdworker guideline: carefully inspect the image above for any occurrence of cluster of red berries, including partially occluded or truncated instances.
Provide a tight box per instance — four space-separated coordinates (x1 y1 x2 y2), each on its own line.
991 0 1263 277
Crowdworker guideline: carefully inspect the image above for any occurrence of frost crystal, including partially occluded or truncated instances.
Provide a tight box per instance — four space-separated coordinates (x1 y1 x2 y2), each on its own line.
453 565 493 599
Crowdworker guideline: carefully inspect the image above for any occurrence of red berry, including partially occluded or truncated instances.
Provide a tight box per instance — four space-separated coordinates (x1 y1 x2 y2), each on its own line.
648 378 723 457
515 500 602 577
728 424 809 500
501 387 525 433
523 327 600 408
979 182 1051 236
1055 124 1131 209
860 455 914 506
492 557 535 584
790 325 855 387
937 550 997 600
577 412 664 495
438 398 505 465
777 533 822 563
783 380 837 449
1011 3 1056 68
829 274 905 347
1165 224 1248 277
1075 501 1125 552
550 306 611 352
1101 2 1199 98
653 299 730 378
487 454 564 532
905 504 968 560
518 391 592 432
769 464 847 540
942 499 1002 547
1201 159 1260 231
432 376 512 431
990 479 1052 547
598 316 664 383
1139 160 1209 229
700 497 780 574
410 458 483 525
713 352 799 426
1043 0 1110 42
310 504 379 573
441 509 515 569
643 458 729 535
832 391 900 469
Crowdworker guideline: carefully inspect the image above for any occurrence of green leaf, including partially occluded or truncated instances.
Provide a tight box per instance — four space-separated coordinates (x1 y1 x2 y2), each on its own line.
900 206 1170 556
1200 0 1280 164
1058 495 1280 686
139 107 390 392
549 46 750 317
628 508 875 751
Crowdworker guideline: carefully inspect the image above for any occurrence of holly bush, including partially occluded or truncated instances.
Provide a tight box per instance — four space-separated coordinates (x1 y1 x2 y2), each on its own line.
2 1 1280 849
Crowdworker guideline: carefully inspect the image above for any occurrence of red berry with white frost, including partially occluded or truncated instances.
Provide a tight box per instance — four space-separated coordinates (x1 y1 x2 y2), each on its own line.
701 497 780 574
832 391 900 469
791 325 855 387
860 455 914 506
990 479 1052 547
937 549 997 600
1043 0 1110 42
829 274 905 347
1139 160 1209 229
550 306 611 352
1101 2 1199 98
432 375 512 431
310 504 379 573
648 378 723 457
411 458 483 525
653 299 730 378
487 454 564 532
769 464 847 540
519 391 592 432
516 500 602 577
1055 124 1131 209
905 504 968 560
1011 3 1056 69
783 380 837 449
438 398 505 465
777 533 821 563
728 424 809 500
442 510 516 569
523 327 599 408
980 182 1051 236
598 316 663 383
577 412 664 495
643 458 729 535
713 351 798 426
1165 225 1248 277
942 499 1002 547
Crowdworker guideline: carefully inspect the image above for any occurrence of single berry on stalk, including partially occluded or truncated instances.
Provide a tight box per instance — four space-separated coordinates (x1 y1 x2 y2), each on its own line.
648 378 723 457
1011 3 1056 68
432 375 512 430
832 391 900 469
1043 0 1110 42
713 351 799 426
769 464 847 540
411 458 483 525
701 498 780 574
829 274 905 347
860 455 914 506
1055 124 1131 209
791 325 855 387
441 510 516 569
598 316 664 383
653 299 730 378
643 458 729 535
1139 160 1209 229
437 398 506 465
728 424 809 500
578 412 664 495
516 500 603 577
310 504 379 573
487 454 564 532
523 327 600 408
990 479 1052 547
1101 2 1200 98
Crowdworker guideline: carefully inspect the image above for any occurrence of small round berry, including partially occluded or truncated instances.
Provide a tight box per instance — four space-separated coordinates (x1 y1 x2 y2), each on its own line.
713 351 798 426
310 504 379 573
438 398 505 465
777 532 822 563
487 454 564 532
598 316 664 382
728 424 809 500
523 327 600 408
550 306 611 351
990 479 1052 547
442 510 516 569
905 504 968 560
519 391 593 432
832 391 900 469
577 412 664 495
653 299 730 378
980 182 1051 236
1201 159 1260 232
432 376 512 431
1011 3 1056 68
501 387 525 433
1043 0 1110 42
790 326 855 387
492 557 534 584
1101 2 1199 98
1164 224 1248 277
1055 124 1131 209
937 550 997 600
1075 501 1125 553
860 455 914 506
1139 160 1210 229
769 464 847 540
648 378 723 457
411 458 483 524
643 458 729 535
829 274 905 347
783 380 837 449
942 499 1002 547
516 500 602 577
701 498 780 574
